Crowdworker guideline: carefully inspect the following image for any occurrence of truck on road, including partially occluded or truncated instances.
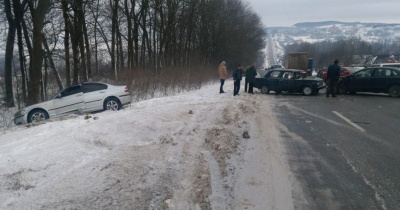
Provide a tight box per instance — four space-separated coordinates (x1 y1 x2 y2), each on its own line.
286 52 313 75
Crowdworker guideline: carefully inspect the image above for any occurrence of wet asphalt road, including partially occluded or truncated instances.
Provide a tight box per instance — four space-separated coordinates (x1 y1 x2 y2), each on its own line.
268 91 400 209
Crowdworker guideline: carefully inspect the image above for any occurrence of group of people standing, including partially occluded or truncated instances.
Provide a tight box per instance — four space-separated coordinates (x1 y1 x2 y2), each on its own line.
218 61 257 96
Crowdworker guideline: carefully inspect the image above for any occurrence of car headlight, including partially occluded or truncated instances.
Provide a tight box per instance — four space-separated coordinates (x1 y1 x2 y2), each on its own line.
15 109 25 117
316 81 323 86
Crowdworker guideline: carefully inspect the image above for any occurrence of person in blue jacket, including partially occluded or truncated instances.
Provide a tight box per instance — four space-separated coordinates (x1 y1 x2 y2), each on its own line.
233 65 243 96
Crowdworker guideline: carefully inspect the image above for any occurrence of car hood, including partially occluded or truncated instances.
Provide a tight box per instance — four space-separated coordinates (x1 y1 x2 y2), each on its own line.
302 76 323 81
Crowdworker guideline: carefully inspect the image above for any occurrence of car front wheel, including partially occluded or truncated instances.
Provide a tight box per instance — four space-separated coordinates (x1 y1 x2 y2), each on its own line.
261 85 270 94
28 110 49 123
104 98 121 111
388 85 400 97
302 86 313 96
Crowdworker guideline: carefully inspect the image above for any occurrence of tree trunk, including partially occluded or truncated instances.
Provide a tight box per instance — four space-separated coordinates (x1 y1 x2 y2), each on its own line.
133 7 139 69
83 18 92 80
26 0 51 105
61 0 71 86
110 0 119 80
117 27 124 71
14 0 28 104
94 0 100 75
78 0 87 82
124 0 134 70
4 0 16 107
71 0 82 84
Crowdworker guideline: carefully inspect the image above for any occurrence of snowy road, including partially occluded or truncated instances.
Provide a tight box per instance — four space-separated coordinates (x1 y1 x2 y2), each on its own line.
271 92 400 209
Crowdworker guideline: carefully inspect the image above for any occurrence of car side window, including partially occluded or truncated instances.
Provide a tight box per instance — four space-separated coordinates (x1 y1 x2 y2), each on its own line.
282 72 293 79
354 69 373 78
372 68 390 77
268 71 281 78
61 85 82 97
294 73 302 79
83 83 107 93
391 70 399 76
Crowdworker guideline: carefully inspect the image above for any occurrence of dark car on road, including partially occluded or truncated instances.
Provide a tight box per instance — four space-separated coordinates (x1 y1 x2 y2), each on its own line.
337 67 400 97
254 69 325 96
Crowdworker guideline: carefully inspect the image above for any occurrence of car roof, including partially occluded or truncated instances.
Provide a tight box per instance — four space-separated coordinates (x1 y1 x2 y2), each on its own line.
371 63 400 65
352 67 400 74
81 82 109 85
370 63 400 67
365 67 400 70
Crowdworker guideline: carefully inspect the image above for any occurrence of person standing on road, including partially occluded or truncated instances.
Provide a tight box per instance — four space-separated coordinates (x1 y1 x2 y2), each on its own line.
218 61 228 93
244 65 250 93
233 65 243 96
326 60 341 97
247 64 257 94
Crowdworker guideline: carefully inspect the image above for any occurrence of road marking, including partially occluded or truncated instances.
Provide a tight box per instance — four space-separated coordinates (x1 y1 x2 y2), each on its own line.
332 111 366 133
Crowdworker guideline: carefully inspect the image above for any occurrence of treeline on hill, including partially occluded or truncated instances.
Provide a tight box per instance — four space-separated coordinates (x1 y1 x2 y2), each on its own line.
1 0 266 108
283 38 400 69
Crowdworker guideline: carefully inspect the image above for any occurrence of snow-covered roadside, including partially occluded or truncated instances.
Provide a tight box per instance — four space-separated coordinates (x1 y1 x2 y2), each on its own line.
0 82 296 209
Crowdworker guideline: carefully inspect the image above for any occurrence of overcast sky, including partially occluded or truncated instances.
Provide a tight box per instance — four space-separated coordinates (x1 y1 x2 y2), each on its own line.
247 0 400 27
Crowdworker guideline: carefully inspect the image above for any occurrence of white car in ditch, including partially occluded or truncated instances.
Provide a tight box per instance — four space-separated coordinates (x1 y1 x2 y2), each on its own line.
14 82 132 125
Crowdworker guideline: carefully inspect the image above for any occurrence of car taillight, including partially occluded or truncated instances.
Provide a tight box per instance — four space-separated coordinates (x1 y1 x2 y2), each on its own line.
124 86 129 93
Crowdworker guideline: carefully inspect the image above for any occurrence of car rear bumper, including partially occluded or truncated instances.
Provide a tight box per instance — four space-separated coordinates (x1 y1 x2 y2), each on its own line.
119 94 132 106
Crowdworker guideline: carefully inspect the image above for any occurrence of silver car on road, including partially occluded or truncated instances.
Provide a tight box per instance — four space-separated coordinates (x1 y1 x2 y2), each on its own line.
14 82 132 125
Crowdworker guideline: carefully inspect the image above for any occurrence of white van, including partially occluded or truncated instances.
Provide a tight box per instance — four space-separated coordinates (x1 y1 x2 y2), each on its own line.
370 63 400 68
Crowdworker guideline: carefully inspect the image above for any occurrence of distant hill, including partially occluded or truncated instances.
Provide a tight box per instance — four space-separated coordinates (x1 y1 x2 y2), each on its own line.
293 21 352 28
267 21 400 44
292 21 400 28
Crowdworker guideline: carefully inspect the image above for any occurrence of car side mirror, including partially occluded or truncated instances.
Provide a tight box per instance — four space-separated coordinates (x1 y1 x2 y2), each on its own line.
56 93 62 98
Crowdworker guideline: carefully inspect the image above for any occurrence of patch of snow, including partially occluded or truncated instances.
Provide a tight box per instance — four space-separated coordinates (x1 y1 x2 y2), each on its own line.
0 82 296 209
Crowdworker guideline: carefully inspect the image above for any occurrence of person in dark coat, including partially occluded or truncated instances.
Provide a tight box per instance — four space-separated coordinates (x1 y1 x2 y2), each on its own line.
233 65 243 96
326 60 341 97
244 65 250 92
247 64 257 94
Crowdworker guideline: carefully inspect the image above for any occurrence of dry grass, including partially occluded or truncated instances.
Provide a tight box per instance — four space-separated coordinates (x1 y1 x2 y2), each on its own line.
117 65 216 102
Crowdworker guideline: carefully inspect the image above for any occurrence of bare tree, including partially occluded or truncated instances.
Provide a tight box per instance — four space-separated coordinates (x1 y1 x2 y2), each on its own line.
26 0 51 106
61 0 71 86
4 0 16 107
14 0 28 104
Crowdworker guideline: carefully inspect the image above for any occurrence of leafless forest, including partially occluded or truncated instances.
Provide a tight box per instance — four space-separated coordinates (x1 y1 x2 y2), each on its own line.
0 0 266 108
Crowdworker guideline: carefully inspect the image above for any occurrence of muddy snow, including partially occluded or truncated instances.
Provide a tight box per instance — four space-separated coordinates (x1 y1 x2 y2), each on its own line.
0 82 297 209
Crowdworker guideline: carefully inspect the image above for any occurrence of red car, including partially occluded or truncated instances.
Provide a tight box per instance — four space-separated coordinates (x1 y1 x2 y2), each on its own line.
319 67 351 79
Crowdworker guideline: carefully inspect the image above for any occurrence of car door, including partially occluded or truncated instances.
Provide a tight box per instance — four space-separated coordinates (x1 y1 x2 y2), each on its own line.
53 85 84 116
279 71 295 91
370 68 391 92
267 71 282 91
82 83 108 112
347 69 374 92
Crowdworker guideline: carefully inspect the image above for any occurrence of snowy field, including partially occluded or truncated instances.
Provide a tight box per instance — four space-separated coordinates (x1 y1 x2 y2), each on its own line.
0 82 297 209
